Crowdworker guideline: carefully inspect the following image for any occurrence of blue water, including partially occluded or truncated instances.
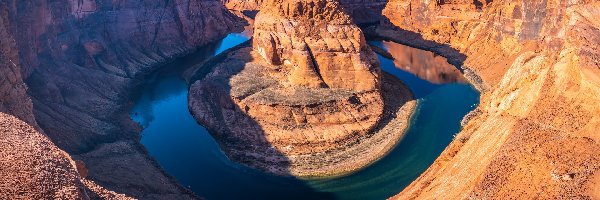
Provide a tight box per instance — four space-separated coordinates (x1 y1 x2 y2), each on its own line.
131 34 479 200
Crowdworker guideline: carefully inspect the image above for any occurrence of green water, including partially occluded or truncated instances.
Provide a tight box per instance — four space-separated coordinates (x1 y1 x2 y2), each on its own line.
131 35 479 200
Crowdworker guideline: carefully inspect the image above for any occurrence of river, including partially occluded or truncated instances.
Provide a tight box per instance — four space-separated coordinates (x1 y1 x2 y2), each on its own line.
130 34 479 199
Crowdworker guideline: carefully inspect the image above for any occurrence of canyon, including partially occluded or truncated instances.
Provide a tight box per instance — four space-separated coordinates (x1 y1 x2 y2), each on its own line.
1 0 599 199
1 0 244 198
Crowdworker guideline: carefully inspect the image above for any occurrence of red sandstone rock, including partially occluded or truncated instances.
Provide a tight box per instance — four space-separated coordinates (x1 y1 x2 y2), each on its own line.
253 0 381 91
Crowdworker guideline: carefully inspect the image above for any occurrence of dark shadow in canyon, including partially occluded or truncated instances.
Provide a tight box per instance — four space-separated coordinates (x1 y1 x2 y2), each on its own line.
341 0 389 28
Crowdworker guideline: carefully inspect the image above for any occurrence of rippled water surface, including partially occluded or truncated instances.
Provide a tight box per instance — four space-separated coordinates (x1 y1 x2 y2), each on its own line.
131 34 479 199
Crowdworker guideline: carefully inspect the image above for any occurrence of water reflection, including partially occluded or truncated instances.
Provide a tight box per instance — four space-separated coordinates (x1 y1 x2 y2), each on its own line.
379 41 466 84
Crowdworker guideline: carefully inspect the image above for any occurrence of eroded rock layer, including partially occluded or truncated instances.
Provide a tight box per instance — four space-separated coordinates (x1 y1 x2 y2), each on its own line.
189 0 416 177
374 0 600 199
253 0 382 91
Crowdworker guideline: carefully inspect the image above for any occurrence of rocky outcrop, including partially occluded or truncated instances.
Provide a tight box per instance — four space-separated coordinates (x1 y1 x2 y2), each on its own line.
0 0 244 198
0 112 131 199
375 0 600 199
253 0 381 91
189 0 416 177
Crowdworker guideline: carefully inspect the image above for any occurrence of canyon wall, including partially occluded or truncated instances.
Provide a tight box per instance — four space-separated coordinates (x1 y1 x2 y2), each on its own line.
376 0 600 199
0 4 36 127
1 0 244 198
9 0 242 154
222 0 388 24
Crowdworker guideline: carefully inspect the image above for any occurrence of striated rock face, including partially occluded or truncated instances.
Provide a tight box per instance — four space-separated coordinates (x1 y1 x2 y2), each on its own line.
1 0 243 198
0 112 131 200
253 0 381 91
190 0 416 177
376 0 600 199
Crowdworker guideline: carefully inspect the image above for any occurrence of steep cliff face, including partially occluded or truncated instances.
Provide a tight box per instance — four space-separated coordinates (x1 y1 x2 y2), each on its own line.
8 0 242 154
377 0 600 199
0 0 243 198
0 112 131 200
189 0 416 177
0 5 36 127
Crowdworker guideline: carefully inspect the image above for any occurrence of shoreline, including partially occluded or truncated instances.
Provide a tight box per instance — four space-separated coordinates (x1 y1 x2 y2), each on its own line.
284 73 417 178
189 54 418 177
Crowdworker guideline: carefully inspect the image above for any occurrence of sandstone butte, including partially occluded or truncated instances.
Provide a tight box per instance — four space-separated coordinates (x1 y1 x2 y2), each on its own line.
188 0 416 177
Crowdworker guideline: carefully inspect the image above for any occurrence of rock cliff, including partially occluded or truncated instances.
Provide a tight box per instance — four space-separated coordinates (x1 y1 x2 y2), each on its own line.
0 5 36 127
375 0 600 198
0 112 131 200
0 0 244 199
189 0 416 177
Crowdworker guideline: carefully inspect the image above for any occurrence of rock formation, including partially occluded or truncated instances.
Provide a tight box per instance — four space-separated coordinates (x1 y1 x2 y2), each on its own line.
253 0 382 91
0 0 244 198
189 0 415 176
373 0 600 199
0 6 36 128
0 112 131 199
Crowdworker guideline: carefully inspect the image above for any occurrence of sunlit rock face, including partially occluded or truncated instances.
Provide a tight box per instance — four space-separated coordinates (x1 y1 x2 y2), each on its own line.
253 0 381 91
190 0 419 177
376 0 600 199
